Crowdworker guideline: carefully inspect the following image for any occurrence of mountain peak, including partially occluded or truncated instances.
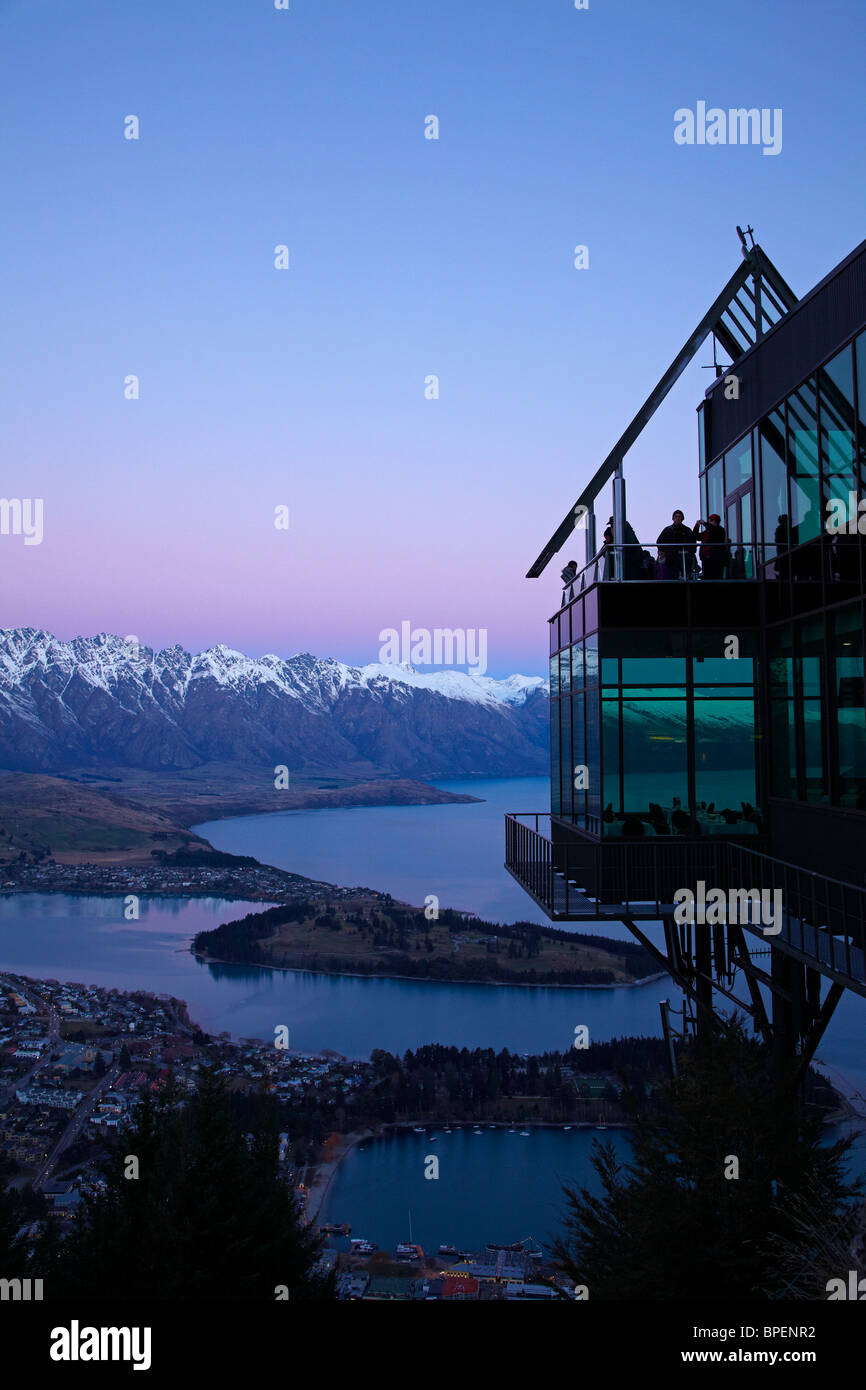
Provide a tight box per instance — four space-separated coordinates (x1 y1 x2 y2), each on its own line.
0 628 549 779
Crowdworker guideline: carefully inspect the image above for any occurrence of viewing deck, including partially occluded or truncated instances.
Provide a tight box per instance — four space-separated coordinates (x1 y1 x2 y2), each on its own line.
505 812 866 997
559 536 864 607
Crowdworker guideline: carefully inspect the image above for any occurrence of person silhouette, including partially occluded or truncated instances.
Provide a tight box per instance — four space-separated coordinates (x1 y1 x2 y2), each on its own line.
657 510 696 580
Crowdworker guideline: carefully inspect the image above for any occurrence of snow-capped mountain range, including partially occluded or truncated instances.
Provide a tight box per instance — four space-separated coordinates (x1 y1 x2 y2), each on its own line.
0 630 550 778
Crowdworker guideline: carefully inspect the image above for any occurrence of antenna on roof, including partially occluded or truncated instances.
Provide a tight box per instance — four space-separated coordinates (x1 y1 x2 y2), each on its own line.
736 224 756 255
701 334 730 379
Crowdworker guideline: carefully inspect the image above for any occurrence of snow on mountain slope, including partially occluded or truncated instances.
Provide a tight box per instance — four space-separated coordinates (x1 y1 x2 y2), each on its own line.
0 630 550 777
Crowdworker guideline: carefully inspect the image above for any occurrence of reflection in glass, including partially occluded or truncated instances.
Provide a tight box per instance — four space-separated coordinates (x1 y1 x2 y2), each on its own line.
571 643 584 691
550 704 561 815
586 693 600 824
584 634 599 686
572 692 586 823
724 438 753 491
694 696 758 820
803 700 825 803
561 696 573 819
620 697 689 827
857 332 866 493
759 407 787 575
833 608 866 808
820 345 856 527
602 697 620 821
788 378 820 547
706 459 724 520
768 627 796 798
559 647 571 696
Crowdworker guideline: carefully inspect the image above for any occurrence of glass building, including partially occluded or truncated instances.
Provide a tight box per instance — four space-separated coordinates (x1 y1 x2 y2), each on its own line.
506 236 866 1061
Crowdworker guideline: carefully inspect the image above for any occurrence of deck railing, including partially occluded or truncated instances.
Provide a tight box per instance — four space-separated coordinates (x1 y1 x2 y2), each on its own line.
504 813 866 988
559 534 859 602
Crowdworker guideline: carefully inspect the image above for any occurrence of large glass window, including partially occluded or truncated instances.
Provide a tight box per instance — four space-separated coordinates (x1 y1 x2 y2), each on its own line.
559 647 571 696
560 696 573 819
584 588 598 634
768 626 795 799
788 377 820 547
586 692 600 825
549 654 559 699
620 697 689 830
724 436 753 492
820 345 857 526
576 629 762 835
694 694 758 821
802 702 825 802
759 407 788 569
602 697 620 821
799 618 826 804
572 692 586 824
571 642 584 691
692 629 756 684
832 607 866 809
706 459 724 520
550 703 561 816
595 694 690 834
584 634 599 686
739 489 754 578
600 629 686 684
856 332 866 491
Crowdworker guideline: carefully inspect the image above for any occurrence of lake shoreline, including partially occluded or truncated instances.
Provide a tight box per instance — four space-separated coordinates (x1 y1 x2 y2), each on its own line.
190 946 667 993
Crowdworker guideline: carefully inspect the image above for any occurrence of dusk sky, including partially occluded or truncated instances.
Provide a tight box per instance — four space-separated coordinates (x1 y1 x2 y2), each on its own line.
2 0 864 677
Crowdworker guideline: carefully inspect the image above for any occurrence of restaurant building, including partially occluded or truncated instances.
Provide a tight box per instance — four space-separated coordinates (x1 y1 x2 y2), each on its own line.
505 233 866 1074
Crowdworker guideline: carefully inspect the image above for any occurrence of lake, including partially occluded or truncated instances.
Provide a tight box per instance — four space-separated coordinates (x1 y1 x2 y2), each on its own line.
193 775 866 1106
194 777 556 927
1 774 864 1093
323 1125 633 1255
1 773 864 1246
0 891 663 1056
322 1121 866 1253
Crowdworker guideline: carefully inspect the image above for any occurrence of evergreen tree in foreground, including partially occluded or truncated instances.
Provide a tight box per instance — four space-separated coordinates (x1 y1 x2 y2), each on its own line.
551 1024 861 1300
0 1165 29 1277
44 1068 331 1301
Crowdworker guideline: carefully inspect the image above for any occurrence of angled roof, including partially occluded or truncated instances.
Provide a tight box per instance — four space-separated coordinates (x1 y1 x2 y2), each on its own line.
526 240 799 578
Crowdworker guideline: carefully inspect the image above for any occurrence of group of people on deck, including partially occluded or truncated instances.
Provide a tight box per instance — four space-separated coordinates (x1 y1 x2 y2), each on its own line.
560 509 734 587
655 508 731 580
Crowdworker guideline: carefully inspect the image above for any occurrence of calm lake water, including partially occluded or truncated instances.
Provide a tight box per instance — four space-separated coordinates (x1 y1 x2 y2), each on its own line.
0 891 663 1056
194 777 554 926
1 776 863 1093
323 1126 633 1254
323 1119 866 1252
193 776 866 1107
1 775 864 1244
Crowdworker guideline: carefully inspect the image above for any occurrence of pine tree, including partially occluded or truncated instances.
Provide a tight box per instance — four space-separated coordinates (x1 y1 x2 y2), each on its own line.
551 1025 860 1300
45 1068 330 1301
0 1166 28 1276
